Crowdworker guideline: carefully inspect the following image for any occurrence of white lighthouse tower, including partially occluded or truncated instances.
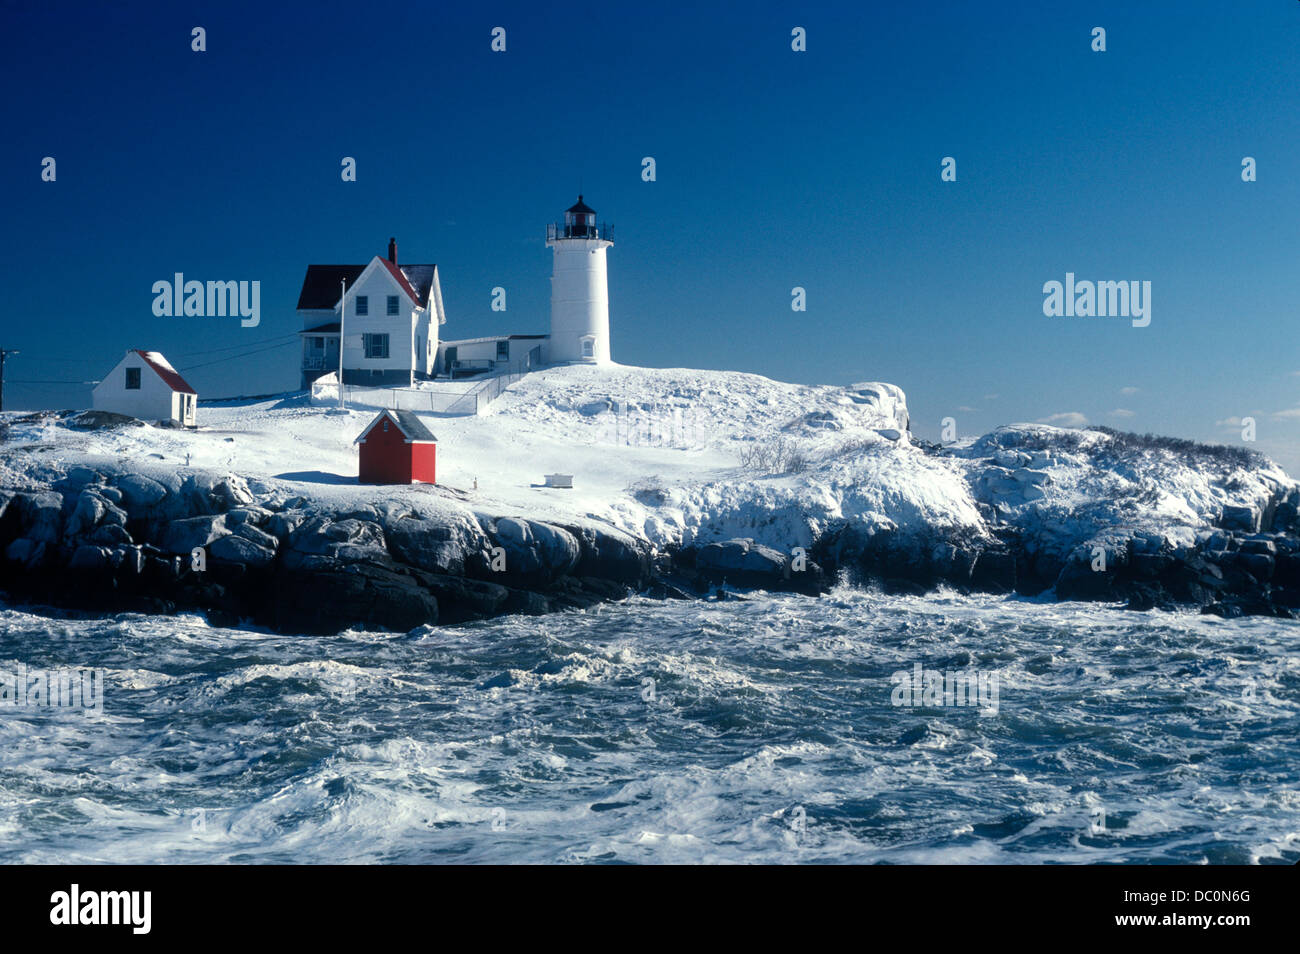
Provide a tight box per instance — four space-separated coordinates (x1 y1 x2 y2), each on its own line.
546 195 613 364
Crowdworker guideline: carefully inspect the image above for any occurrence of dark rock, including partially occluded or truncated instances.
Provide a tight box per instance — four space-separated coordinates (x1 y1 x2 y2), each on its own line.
209 532 276 568
15 492 63 544
67 410 138 430
1202 596 1294 619
65 490 107 537
1273 501 1299 533
272 563 438 634
562 523 650 586
161 514 231 555
1130 553 1174 577
68 544 110 570
577 576 633 601
1221 504 1260 534
1238 553 1274 582
693 537 827 594
1240 538 1277 556
213 476 255 509
89 523 133 546
1126 584 1173 612
421 575 510 624
114 474 169 514
484 517 580 587
698 538 784 575
265 509 308 541
972 548 1018 593
144 554 183 584
645 582 696 600
503 589 551 616
157 474 222 520
109 545 145 575
226 506 273 527
5 538 49 569
282 515 389 571
1274 554 1300 589
386 514 487 576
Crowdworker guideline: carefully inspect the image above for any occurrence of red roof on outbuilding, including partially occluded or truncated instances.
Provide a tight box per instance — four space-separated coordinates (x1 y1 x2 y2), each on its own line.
133 350 197 394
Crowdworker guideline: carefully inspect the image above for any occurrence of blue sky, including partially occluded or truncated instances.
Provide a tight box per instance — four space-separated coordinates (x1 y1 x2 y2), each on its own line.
2 1 1297 471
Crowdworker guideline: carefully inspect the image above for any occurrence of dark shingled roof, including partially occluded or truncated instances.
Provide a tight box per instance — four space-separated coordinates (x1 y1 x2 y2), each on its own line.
296 261 437 310
391 409 436 441
396 264 437 306
357 409 437 444
296 265 366 310
567 195 595 215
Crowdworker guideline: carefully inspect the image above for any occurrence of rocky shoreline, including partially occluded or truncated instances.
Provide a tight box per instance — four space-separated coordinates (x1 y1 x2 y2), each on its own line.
2 454 1297 634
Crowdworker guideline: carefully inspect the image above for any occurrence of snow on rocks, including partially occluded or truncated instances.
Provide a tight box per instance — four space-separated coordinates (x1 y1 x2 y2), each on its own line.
1 364 1298 627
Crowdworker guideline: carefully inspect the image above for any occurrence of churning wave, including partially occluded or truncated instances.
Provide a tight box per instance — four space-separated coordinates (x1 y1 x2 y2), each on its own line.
0 587 1296 864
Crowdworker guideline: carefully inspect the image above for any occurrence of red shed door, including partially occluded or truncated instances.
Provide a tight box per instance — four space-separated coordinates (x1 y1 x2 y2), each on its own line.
410 442 436 484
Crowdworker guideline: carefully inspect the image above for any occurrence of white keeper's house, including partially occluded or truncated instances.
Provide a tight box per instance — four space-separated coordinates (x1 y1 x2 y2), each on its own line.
296 238 445 390
296 196 614 388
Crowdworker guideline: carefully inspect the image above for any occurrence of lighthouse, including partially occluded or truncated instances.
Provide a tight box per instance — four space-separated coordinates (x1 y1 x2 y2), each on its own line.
546 195 613 364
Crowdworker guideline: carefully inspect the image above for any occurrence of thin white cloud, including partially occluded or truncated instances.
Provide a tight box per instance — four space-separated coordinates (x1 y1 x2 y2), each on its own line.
1109 408 1136 418
983 393 999 401
957 405 977 412
1216 416 1243 428
1271 407 1300 421
1038 411 1088 427
1119 386 1139 396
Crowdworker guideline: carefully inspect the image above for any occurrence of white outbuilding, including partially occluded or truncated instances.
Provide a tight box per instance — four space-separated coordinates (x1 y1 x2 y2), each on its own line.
92 349 197 426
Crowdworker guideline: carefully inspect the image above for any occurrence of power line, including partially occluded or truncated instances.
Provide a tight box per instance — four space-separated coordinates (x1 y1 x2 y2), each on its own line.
177 339 298 371
172 332 300 356
0 348 20 412
7 380 96 385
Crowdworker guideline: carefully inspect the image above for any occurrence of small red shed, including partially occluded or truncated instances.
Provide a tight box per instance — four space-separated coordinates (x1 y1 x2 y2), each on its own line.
355 409 437 484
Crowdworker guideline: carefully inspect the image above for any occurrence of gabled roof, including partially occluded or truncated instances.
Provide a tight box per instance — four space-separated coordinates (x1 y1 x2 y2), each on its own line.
567 195 595 215
296 260 436 311
296 265 366 309
397 265 438 309
375 257 423 308
133 350 196 394
355 408 437 444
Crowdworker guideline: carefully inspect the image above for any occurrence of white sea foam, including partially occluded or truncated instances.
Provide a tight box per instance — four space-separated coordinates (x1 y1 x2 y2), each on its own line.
0 591 1295 864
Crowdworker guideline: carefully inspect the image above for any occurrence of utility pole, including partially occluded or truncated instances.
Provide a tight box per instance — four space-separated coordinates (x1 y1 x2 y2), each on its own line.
0 348 19 412
338 279 347 411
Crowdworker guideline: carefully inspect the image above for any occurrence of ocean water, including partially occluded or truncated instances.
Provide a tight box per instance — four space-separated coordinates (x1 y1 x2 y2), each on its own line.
0 588 1296 864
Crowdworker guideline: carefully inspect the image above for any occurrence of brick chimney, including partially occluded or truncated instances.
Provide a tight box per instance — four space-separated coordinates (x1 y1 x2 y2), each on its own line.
387 237 397 264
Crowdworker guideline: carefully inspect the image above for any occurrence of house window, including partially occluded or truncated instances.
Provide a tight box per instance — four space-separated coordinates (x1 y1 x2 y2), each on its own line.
581 338 595 358
387 295 399 316
364 333 389 359
356 295 368 316
496 340 509 360
125 367 141 389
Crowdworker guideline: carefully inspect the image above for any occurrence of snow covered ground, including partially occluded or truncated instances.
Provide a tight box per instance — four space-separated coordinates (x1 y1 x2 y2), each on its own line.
1 363 1293 562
